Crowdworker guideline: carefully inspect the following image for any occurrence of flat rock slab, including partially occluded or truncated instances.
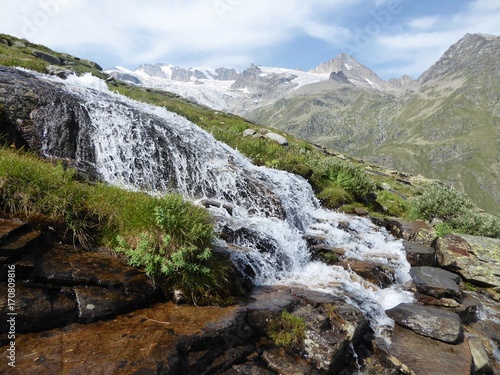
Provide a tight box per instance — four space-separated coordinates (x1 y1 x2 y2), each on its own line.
386 303 463 343
389 324 472 375
0 302 242 375
410 266 461 299
437 234 500 287
403 240 435 266
35 245 153 295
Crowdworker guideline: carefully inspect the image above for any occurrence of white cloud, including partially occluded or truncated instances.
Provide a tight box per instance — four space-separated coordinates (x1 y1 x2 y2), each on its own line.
0 0 361 69
364 0 500 78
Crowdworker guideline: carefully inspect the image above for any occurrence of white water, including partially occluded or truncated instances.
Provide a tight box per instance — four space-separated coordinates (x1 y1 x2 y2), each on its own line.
46 73 414 336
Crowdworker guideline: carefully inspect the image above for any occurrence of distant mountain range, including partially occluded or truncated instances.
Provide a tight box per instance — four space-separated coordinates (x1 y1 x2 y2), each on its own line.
106 33 500 215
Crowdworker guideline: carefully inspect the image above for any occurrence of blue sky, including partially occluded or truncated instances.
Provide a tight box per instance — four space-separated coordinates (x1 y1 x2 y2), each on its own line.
2 0 500 79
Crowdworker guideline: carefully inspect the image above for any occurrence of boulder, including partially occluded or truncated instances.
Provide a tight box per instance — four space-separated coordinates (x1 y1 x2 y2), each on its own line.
263 348 319 375
410 266 461 299
386 303 463 344
436 234 500 287
402 240 435 266
264 132 288 146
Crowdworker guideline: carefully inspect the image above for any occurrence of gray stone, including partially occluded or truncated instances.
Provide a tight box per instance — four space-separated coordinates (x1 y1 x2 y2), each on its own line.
403 240 435 266
32 50 62 65
410 266 461 299
243 129 257 137
386 303 463 343
437 234 500 287
264 132 288 146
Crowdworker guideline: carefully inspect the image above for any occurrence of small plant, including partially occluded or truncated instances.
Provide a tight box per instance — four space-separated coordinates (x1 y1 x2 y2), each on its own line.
269 310 307 350
463 281 477 292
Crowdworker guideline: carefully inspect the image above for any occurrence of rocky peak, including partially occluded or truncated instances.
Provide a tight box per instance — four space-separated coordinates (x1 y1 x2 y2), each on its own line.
310 53 386 90
418 33 500 84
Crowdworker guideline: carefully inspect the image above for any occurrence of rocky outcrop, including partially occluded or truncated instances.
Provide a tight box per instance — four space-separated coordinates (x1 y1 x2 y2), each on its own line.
0 218 155 335
437 233 500 287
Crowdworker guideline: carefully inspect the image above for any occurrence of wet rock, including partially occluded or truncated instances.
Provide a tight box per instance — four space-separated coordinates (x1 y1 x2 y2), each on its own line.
34 246 154 295
75 286 151 324
246 287 296 331
403 240 435 266
437 234 500 287
339 260 396 288
468 336 494 374
410 266 461 300
0 284 77 334
389 324 472 375
263 348 318 375
415 293 460 308
222 362 275 374
309 244 344 264
292 290 370 373
386 303 463 344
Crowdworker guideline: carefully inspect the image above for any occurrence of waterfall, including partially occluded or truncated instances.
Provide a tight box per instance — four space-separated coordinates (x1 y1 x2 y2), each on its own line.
40 72 414 337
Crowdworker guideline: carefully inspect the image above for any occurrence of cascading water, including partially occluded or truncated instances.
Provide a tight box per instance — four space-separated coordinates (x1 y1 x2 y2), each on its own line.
37 71 414 337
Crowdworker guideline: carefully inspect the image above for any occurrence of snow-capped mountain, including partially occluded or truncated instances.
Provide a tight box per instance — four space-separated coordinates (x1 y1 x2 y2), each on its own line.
105 54 398 114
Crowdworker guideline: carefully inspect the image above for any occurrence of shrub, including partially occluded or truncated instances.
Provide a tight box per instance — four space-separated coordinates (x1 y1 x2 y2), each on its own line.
409 185 500 238
310 158 376 198
317 185 353 209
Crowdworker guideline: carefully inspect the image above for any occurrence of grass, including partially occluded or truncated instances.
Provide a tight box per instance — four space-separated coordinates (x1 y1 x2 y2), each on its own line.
269 310 307 350
0 147 232 302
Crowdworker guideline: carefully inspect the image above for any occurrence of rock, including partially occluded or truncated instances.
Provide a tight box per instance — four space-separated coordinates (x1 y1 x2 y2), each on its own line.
437 234 500 287
46 65 73 78
74 286 151 324
243 129 257 137
0 38 11 46
31 50 62 65
80 58 103 71
291 290 370 373
403 240 435 266
410 266 461 299
389 324 472 375
385 303 463 344
264 132 288 146
373 219 436 247
0 284 76 334
415 293 460 308
468 336 494 374
263 348 318 375
354 207 369 216
339 260 396 288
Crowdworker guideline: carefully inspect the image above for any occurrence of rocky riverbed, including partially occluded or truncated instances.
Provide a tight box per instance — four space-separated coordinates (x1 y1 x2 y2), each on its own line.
1 216 500 374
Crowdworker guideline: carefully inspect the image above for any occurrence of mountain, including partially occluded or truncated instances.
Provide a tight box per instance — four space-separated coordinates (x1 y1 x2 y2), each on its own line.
248 33 500 215
104 54 391 113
